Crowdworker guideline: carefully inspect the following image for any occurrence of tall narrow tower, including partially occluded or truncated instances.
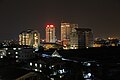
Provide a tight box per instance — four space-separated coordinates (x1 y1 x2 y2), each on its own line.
76 28 93 49
46 24 56 43
61 22 78 47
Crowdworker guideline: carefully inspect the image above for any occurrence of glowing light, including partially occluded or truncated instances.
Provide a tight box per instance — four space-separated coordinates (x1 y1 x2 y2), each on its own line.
0 56 3 58
8 52 11 54
35 69 38 71
16 56 18 58
40 64 42 68
58 69 66 74
30 62 32 66
15 52 18 54
50 25 54 27
13 48 16 50
5 48 8 50
18 48 21 50
40 70 42 72
35 63 37 67
42 39 45 42
83 72 92 79
47 25 49 28
47 24 54 28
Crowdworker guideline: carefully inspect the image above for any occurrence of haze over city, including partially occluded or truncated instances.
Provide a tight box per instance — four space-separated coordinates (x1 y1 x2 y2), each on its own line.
0 0 120 40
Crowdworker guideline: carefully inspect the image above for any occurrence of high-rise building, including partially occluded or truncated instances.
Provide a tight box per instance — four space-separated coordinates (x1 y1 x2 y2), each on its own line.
76 28 93 49
69 30 78 49
19 29 40 48
46 24 56 43
61 22 78 48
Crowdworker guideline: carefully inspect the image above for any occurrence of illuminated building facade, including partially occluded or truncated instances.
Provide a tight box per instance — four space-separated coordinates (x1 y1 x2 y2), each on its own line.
70 30 78 49
46 24 56 43
76 28 93 49
61 22 78 49
19 29 40 48
93 37 120 47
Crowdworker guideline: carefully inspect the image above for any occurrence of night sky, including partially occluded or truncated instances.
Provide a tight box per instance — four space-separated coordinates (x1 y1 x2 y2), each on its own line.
0 0 120 40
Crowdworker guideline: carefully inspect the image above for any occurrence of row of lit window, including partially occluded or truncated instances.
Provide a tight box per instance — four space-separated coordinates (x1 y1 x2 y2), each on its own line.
30 62 42 68
4 48 21 51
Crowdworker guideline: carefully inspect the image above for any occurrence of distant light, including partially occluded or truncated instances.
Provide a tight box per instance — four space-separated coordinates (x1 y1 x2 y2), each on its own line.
40 64 42 68
13 48 16 50
47 25 49 28
15 52 18 54
30 62 32 66
61 26 64 27
18 48 21 50
50 78 54 80
16 56 18 58
58 69 66 74
49 66 52 69
35 49 38 52
60 75 64 78
5 48 8 50
42 39 45 42
35 63 37 67
88 73 92 77
50 25 54 28
52 65 54 68
35 69 38 71
87 63 91 66
40 70 42 72
83 72 92 79
0 56 3 58
47 24 54 28
83 62 91 66
8 52 11 54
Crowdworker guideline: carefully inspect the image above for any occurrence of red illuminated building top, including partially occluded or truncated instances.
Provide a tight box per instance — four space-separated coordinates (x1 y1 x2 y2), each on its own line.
46 24 54 28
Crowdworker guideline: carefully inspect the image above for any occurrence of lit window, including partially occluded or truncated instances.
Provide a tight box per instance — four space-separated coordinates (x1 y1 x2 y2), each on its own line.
58 69 66 74
15 52 18 54
35 69 38 71
8 52 11 54
86 47 89 49
50 78 54 80
50 25 54 27
40 64 42 68
30 62 32 66
83 62 91 67
88 73 92 77
52 65 54 67
87 63 91 66
18 48 21 50
83 72 92 79
16 56 18 58
60 75 64 78
0 56 3 58
34 33 37 36
5 48 8 50
35 63 37 67
13 48 16 50
61 26 64 27
40 70 42 72
47 25 49 28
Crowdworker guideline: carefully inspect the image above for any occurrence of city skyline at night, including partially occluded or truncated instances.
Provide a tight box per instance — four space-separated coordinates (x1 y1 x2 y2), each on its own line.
0 0 120 40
